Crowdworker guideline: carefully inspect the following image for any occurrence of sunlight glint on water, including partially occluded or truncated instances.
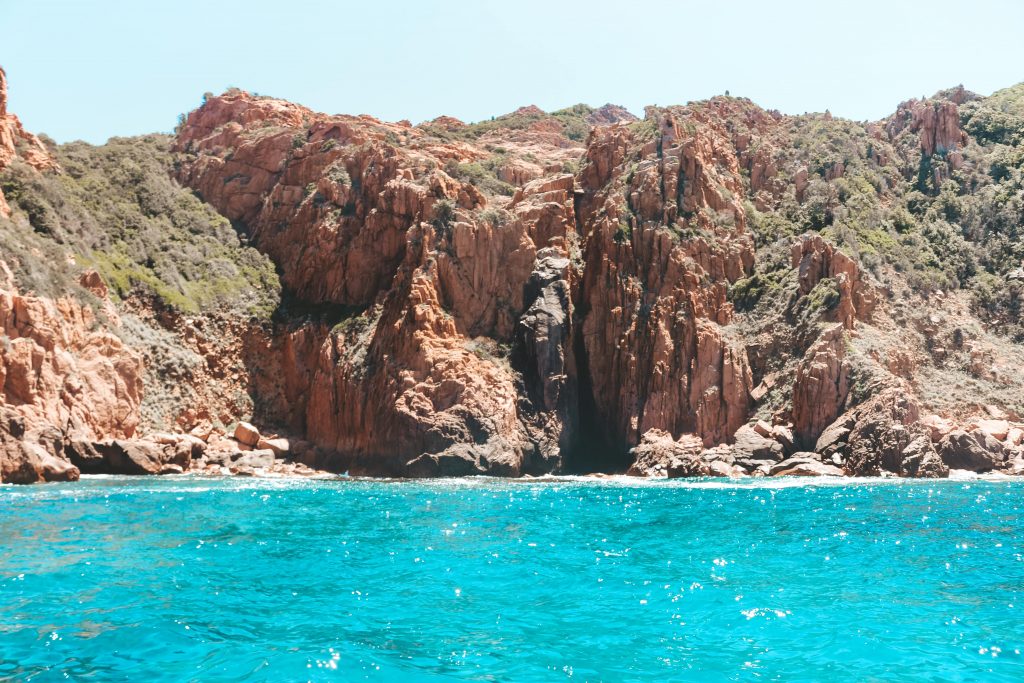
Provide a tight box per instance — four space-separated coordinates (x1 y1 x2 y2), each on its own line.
1 476 1022 681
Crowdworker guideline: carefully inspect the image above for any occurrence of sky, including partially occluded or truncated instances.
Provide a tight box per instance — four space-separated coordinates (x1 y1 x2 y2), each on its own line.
3 0 1024 144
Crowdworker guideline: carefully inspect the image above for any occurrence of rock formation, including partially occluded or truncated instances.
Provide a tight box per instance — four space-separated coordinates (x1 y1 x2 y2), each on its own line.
0 67 58 217
0 263 143 441
626 429 708 477
791 324 849 448
0 406 79 484
4 63 1024 482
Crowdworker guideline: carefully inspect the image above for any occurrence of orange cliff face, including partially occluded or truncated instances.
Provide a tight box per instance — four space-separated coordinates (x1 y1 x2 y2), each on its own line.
0 72 133 425
5 67 1010 481
573 110 756 456
0 67 59 216
9 49 1024 485
174 91 587 475
0 264 144 441
172 93 786 473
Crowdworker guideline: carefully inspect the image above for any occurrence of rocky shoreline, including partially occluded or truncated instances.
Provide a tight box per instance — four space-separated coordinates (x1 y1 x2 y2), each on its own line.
624 391 1024 480
5 401 1022 484
5 66 1024 485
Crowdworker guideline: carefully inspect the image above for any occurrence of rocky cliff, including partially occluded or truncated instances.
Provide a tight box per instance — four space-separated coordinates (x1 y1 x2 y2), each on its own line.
0 66 58 217
4 66 1024 482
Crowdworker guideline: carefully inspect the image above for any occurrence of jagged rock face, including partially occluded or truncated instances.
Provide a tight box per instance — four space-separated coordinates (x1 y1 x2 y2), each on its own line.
174 92 766 471
299 172 584 475
791 324 849 448
574 114 754 454
176 93 587 475
176 94 428 306
0 264 143 441
164 86 1024 479
511 248 577 468
836 389 946 477
888 94 968 156
790 234 875 329
10 62 1024 483
0 407 79 484
0 66 59 216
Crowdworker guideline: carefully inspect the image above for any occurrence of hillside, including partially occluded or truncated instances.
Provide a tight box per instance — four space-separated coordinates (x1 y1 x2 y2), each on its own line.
3 63 1024 481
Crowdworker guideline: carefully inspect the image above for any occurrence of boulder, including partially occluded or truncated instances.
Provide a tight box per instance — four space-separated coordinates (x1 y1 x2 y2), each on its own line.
233 421 261 447
626 430 709 478
971 428 1005 459
920 415 955 442
189 424 214 442
700 444 735 465
65 439 105 472
899 434 949 478
770 425 795 454
402 437 523 478
770 457 844 477
230 449 276 471
973 419 1010 442
257 437 290 457
707 460 744 477
842 389 923 476
938 430 1002 472
147 432 207 458
406 448 486 478
0 409 79 484
1 439 79 484
1006 454 1024 476
731 424 785 462
815 414 855 456
90 439 191 475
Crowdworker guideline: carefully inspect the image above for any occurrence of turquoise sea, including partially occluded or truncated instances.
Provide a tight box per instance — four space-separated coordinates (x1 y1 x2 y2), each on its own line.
1 476 1023 682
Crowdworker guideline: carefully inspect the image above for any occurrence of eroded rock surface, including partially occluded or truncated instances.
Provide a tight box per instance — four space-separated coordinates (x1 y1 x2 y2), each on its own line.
626 429 709 478
4 67 1024 482
0 66 59 217
0 266 143 442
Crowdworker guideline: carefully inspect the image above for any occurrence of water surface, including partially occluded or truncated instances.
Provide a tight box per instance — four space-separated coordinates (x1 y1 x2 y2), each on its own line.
1 476 1023 681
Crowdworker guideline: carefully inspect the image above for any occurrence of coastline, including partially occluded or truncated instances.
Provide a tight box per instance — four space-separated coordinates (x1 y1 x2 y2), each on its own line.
30 469 1024 486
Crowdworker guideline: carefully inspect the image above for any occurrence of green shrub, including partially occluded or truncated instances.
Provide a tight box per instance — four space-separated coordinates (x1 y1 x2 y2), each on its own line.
444 160 514 196
0 134 280 319
432 199 456 231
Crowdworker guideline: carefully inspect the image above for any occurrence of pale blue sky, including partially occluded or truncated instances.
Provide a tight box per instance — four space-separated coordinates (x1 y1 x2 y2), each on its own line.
4 0 1024 143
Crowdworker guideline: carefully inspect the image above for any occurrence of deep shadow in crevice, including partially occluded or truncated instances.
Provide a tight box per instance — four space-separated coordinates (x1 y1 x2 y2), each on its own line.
563 316 632 474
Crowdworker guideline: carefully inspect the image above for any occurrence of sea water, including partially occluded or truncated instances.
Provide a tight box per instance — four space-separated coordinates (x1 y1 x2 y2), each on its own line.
1 476 1022 681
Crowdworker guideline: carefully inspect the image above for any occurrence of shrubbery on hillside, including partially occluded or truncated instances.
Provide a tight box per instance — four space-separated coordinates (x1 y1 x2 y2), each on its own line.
0 134 280 318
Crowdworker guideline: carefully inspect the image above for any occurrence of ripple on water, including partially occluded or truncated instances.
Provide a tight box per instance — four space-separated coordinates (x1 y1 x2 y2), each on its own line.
1 476 1023 681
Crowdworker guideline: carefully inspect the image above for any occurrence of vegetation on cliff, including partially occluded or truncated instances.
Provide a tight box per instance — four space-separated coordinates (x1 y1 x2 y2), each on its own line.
5 61 1024 482
0 134 279 318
